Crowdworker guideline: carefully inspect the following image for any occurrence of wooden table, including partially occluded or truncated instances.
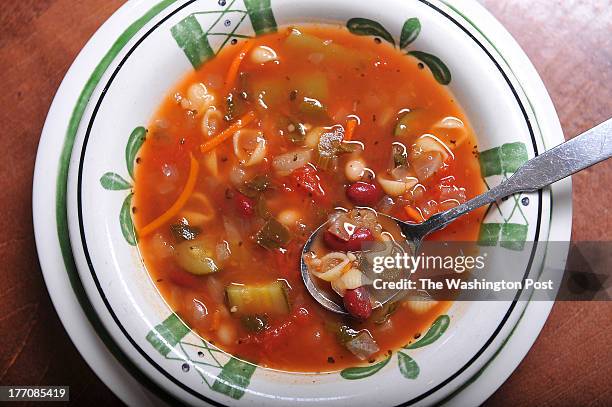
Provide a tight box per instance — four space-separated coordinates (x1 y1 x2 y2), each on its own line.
1 0 610 405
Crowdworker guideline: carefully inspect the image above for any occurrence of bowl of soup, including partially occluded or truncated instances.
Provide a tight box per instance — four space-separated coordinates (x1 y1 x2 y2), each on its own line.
65 0 566 405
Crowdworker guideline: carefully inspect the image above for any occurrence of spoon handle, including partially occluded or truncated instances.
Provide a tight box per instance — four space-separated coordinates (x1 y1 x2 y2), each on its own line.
426 118 612 233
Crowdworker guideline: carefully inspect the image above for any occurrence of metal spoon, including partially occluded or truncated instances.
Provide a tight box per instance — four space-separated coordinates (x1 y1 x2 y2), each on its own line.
301 118 612 314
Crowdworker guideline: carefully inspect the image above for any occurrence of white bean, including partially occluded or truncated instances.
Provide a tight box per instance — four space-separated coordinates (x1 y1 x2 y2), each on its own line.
250 45 279 64
345 159 365 182
216 323 237 345
277 209 300 228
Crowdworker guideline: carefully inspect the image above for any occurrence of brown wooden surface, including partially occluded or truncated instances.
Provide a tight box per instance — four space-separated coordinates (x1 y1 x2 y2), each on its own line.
0 0 610 405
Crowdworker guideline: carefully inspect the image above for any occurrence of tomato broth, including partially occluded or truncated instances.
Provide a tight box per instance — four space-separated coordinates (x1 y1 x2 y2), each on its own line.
134 25 485 372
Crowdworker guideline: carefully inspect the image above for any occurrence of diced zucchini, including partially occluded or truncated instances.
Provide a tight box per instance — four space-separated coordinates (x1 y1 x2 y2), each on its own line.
175 240 220 275
285 29 363 65
298 97 327 119
255 218 291 249
394 110 422 137
226 281 290 315
250 78 286 108
292 71 329 100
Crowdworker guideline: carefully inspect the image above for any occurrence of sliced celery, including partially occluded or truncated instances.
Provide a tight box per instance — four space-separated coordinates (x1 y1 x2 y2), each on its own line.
226 281 290 315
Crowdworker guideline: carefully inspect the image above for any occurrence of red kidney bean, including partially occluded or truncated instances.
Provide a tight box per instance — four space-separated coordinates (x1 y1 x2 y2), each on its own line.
345 227 374 251
346 182 381 207
235 192 255 217
343 286 372 319
323 227 374 251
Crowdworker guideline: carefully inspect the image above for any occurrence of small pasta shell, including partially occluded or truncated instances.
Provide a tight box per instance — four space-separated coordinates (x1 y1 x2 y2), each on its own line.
187 82 216 112
233 129 267 166
378 178 411 197
314 252 350 282
181 192 215 226
340 268 364 290
412 134 452 161
202 107 224 137
403 295 439 314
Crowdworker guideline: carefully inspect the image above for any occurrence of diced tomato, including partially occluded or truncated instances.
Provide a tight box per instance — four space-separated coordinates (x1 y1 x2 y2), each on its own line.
290 166 326 202
235 192 255 217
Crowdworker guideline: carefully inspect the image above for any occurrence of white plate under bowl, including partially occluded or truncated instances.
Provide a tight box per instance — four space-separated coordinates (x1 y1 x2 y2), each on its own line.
34 0 571 405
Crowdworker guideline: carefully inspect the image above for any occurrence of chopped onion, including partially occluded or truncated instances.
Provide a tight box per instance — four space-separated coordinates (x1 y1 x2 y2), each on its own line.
412 151 444 182
271 149 312 175
229 166 247 186
202 150 218 176
435 116 464 129
223 217 242 245
215 241 231 263
345 331 379 360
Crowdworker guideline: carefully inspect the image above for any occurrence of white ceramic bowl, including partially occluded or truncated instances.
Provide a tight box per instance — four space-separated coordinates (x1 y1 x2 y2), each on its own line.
41 0 569 405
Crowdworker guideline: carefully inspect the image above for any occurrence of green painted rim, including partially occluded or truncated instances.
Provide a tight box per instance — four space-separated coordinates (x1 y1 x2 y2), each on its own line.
53 0 183 404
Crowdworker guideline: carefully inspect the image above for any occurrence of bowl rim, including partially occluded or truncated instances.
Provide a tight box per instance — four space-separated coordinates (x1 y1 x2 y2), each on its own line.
34 0 571 405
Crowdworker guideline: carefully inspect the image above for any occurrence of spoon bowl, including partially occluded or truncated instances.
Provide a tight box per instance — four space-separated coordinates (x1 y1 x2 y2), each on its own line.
301 118 612 315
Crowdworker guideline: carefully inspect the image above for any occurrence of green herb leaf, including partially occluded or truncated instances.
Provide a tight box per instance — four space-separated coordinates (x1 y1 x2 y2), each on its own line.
212 357 257 399
255 218 291 250
125 126 146 179
100 172 131 190
340 356 391 380
241 315 269 332
405 314 450 349
170 223 200 241
408 51 452 85
120 193 137 246
347 18 395 46
398 352 420 379
400 18 421 49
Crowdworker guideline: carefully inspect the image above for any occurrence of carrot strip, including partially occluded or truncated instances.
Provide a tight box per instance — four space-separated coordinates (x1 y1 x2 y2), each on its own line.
139 154 200 237
404 205 424 223
224 40 254 95
344 118 358 141
200 111 257 153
